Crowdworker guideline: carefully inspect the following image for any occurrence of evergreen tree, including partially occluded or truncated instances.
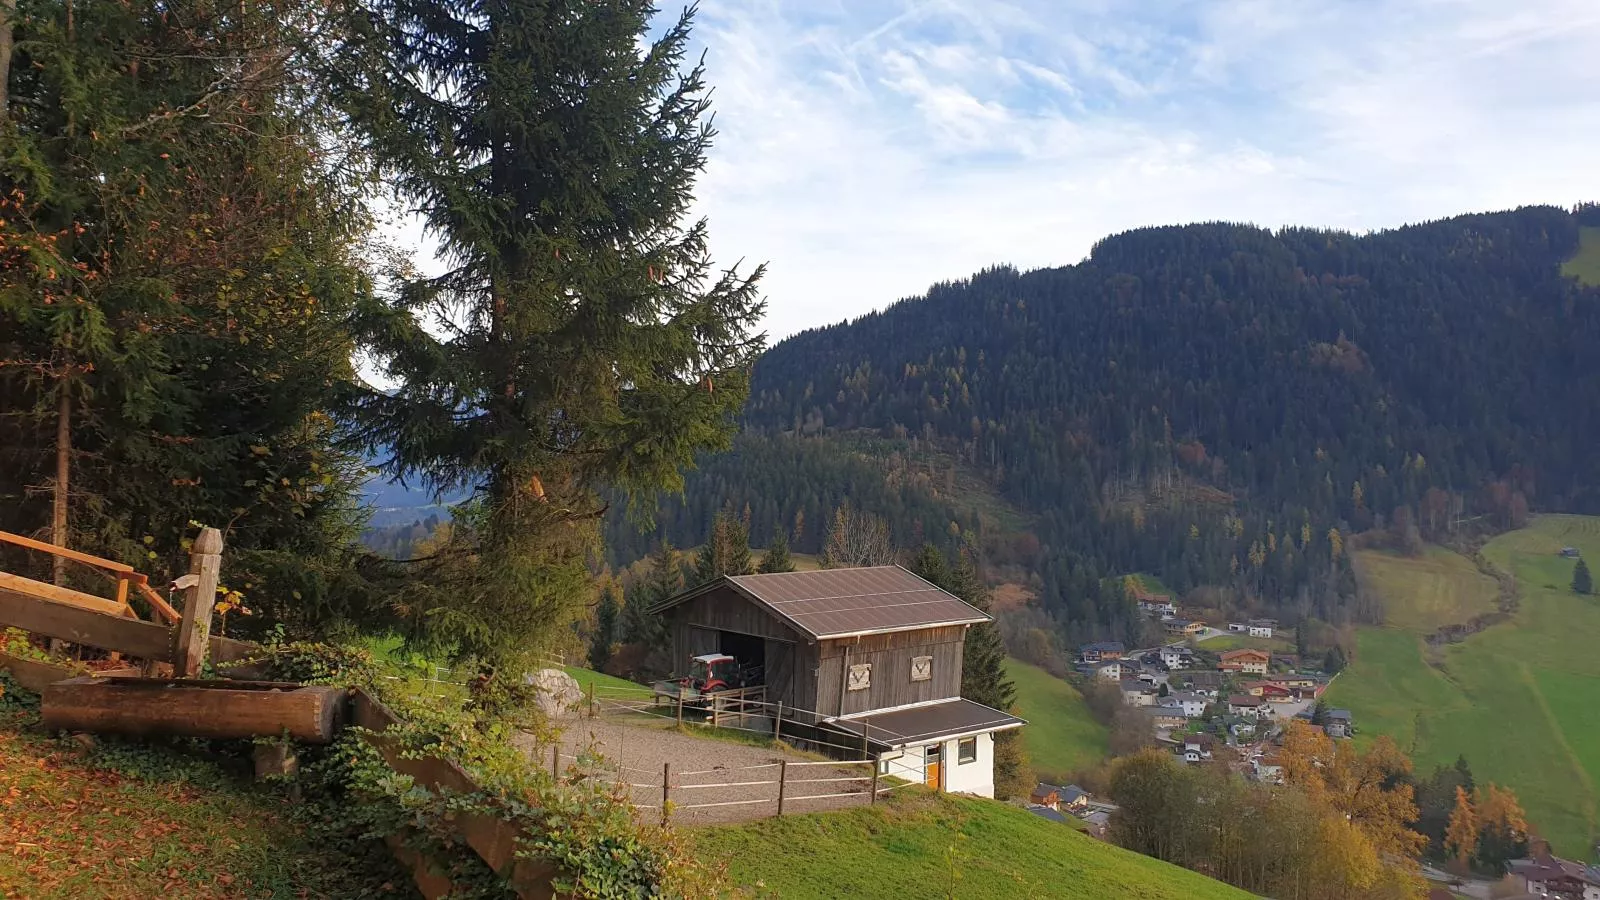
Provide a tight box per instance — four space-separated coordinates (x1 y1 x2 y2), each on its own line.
757 526 795 574
620 543 681 650
1573 558 1592 595
333 0 765 666
0 0 378 634
694 509 753 583
588 584 620 672
1322 645 1348 674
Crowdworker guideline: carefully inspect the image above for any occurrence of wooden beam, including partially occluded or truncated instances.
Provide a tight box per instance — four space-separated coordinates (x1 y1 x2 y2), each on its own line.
0 571 126 616
41 677 344 743
174 527 223 677
135 582 180 624
0 585 173 660
0 530 137 574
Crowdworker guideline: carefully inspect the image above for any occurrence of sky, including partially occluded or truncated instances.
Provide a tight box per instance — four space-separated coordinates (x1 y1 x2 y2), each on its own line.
677 0 1600 341
385 0 1600 345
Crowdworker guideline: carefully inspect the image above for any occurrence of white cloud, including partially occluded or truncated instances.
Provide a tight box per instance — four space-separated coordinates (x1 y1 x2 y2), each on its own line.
683 0 1600 340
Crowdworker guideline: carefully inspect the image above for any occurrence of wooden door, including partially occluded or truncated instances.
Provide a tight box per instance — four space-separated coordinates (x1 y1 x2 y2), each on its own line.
924 745 943 791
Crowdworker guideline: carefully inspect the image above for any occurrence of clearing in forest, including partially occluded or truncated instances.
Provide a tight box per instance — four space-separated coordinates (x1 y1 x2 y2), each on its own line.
1352 544 1501 632
1327 515 1600 858
1562 225 1600 285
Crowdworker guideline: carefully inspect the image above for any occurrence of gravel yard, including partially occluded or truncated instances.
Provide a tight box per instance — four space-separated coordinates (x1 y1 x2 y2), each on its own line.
522 716 878 825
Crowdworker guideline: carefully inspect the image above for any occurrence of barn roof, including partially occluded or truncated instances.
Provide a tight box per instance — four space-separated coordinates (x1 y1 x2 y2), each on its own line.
827 698 1026 748
650 565 991 640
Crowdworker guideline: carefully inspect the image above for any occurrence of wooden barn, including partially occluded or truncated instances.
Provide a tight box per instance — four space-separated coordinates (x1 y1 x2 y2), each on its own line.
650 565 1025 797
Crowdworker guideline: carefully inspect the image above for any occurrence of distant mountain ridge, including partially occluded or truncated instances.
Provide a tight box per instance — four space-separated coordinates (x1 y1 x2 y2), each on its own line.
606 204 1600 644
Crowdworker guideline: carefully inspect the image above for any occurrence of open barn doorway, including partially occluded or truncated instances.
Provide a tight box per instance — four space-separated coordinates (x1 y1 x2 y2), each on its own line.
718 629 766 682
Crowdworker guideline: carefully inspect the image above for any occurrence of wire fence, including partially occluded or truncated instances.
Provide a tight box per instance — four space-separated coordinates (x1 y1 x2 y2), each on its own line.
549 678 931 824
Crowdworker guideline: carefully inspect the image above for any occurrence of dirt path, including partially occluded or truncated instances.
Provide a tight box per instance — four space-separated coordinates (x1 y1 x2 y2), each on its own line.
520 717 876 825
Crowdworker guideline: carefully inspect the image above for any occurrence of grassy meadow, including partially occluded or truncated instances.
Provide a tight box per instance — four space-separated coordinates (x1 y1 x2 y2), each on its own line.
1195 633 1296 654
693 789 1253 900
1327 515 1600 858
1351 544 1501 632
1562 225 1600 285
1004 658 1109 782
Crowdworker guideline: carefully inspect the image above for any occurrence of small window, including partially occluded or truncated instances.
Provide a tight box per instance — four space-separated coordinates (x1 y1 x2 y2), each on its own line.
958 737 978 764
848 663 872 691
910 655 932 682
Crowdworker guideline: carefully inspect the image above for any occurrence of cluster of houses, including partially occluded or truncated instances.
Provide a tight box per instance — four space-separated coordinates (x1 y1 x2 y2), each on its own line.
1504 854 1600 899
1027 782 1116 836
1072 630 1350 780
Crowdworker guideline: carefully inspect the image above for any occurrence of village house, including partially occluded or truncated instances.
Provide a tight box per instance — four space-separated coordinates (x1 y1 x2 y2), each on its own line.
1218 649 1271 676
651 565 1026 798
1507 856 1600 900
1248 618 1277 638
1175 670 1225 694
1079 641 1125 663
1253 754 1284 785
1323 708 1353 738
1030 782 1062 809
1228 694 1265 718
1180 733 1215 763
1139 598 1178 617
1229 720 1258 740
1152 711 1189 730
1159 691 1209 718
1076 658 1122 681
1159 645 1190 669
1120 679 1157 707
1227 622 1249 633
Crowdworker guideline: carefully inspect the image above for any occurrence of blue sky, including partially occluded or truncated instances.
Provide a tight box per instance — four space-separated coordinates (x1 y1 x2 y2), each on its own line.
680 0 1600 340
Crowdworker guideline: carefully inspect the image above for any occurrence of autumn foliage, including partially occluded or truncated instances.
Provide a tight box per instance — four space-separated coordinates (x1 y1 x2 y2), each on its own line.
1109 724 1431 900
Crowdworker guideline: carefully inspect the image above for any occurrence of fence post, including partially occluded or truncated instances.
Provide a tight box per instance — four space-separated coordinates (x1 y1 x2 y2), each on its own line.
860 715 871 760
773 700 783 743
776 759 787 817
870 762 880 804
661 762 671 827
676 694 683 727
587 682 595 718
550 744 560 779
711 694 720 729
174 527 223 678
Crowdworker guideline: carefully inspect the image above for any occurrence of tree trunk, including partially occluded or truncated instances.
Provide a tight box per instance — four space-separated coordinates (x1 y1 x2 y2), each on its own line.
52 389 70 585
0 0 14 119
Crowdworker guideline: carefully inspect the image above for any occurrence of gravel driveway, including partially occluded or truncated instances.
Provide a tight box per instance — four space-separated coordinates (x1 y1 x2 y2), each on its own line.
519 716 878 825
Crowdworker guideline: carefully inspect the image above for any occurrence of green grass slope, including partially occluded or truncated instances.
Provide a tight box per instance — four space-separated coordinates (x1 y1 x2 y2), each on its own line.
1352 545 1501 632
693 790 1252 900
1004 658 1109 781
1327 516 1600 858
1562 225 1600 285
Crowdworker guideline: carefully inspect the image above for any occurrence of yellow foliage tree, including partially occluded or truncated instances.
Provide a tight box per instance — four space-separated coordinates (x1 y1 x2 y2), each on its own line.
1444 785 1479 865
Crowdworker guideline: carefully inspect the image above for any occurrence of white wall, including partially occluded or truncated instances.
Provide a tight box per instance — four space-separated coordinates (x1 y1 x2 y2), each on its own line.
876 732 997 798
941 733 995 797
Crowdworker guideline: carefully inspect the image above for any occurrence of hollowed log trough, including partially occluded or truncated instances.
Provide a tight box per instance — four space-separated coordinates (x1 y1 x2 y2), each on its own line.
42 677 344 743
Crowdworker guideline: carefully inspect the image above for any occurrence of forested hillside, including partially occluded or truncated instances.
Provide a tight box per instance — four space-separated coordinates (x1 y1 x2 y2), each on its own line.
610 204 1600 645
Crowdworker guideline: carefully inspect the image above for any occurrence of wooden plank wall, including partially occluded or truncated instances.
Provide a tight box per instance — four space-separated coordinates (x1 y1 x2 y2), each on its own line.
816 626 966 717
671 586 802 642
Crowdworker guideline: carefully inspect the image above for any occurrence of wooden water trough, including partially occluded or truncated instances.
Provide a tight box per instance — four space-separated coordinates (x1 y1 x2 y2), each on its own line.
42 677 345 743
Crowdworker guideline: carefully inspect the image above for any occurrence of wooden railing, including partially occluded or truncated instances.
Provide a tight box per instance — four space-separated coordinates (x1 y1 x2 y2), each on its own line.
0 530 178 623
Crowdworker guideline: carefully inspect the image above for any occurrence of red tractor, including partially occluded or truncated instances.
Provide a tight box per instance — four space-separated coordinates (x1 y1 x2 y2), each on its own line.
683 653 755 694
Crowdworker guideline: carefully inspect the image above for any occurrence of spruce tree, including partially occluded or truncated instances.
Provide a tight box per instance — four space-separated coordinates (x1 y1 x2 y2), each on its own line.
694 510 752 584
0 0 375 633
757 527 795 573
332 0 765 666
1573 558 1592 595
587 584 620 671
